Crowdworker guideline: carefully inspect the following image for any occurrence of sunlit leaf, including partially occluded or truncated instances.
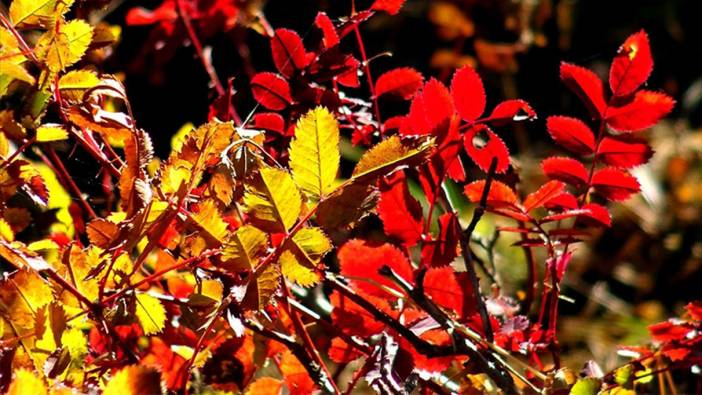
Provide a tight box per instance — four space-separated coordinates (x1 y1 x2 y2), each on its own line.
103 365 163 395
289 106 340 200
279 227 331 287
135 293 166 335
221 225 268 272
244 167 302 233
36 124 68 142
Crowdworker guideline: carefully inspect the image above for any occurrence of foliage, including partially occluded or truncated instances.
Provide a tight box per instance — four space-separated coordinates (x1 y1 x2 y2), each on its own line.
0 0 696 394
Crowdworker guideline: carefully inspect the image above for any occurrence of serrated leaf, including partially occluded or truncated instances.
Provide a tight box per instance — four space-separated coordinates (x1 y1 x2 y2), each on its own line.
103 365 163 395
221 225 268 272
609 30 653 97
35 19 93 72
378 170 423 247
244 167 301 233
135 293 166 335
9 0 58 27
58 69 100 101
0 268 53 333
36 124 68 142
279 227 331 287
352 135 432 181
451 65 485 122
242 264 280 311
546 116 595 155
191 199 227 243
375 67 423 99
289 106 340 200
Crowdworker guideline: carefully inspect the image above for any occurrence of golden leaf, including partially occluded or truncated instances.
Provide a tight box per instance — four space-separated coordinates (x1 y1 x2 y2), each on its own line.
7 369 48 395
221 225 268 272
289 106 340 199
191 199 228 243
9 0 58 27
58 69 100 101
36 124 68 142
352 135 433 181
35 19 93 72
244 167 301 233
135 293 166 335
0 268 53 333
316 183 377 231
279 227 331 287
103 365 164 395
242 264 280 311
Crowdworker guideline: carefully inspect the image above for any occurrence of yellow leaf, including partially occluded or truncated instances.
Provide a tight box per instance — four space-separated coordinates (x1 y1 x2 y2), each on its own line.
244 167 301 233
0 268 53 333
0 217 14 241
191 199 228 243
64 245 101 303
61 327 88 359
221 225 268 272
36 124 68 142
9 0 57 27
103 365 163 395
7 369 48 395
242 264 279 311
279 227 331 287
317 183 377 231
200 279 223 301
58 69 100 101
135 293 166 335
35 19 93 72
171 122 194 153
352 135 433 181
289 106 340 199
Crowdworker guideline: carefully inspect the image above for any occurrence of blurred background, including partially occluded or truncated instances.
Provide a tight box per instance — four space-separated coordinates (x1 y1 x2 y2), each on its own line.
98 0 702 374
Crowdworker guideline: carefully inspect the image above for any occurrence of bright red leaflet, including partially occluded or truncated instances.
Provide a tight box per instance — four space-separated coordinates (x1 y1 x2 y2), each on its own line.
378 170 424 247
450 65 486 122
609 30 653 97
546 116 596 155
591 168 641 201
250 72 292 110
375 67 424 100
541 157 589 187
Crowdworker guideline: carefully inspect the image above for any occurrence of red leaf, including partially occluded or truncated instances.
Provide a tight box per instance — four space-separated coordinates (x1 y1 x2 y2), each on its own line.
421 213 459 268
338 239 413 297
331 291 388 337
606 90 674 132
314 12 339 49
596 136 653 168
450 66 486 122
422 79 455 129
378 170 424 247
463 124 510 173
546 116 595 155
271 28 308 77
375 67 424 100
543 192 579 210
336 56 361 88
649 321 691 343
560 62 607 118
609 30 653 97
487 99 536 126
491 207 531 222
371 0 406 14
686 301 702 321
591 168 640 201
541 157 589 187
541 208 590 223
464 179 519 208
328 337 363 363
523 180 566 212
250 72 292 110
251 113 286 135
399 90 430 136
424 267 473 317
579 203 611 227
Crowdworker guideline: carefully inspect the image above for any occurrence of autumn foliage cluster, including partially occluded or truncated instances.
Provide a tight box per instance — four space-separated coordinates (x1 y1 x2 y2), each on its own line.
0 0 698 394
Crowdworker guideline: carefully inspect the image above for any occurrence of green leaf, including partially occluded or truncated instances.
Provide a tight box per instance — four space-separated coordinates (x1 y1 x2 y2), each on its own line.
570 378 602 395
289 106 340 200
